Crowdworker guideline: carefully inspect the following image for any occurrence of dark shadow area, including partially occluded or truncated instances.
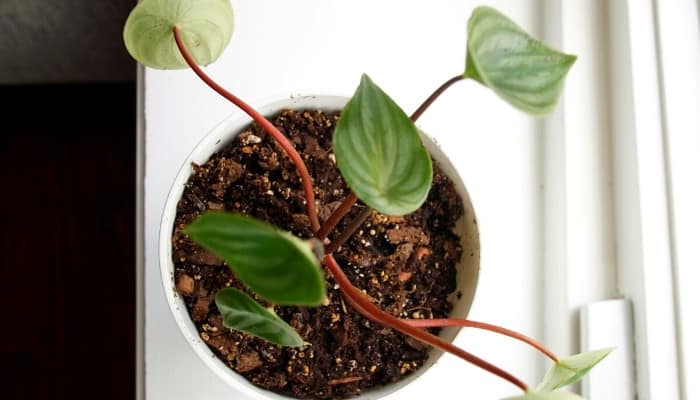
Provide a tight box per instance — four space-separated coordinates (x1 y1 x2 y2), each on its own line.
0 82 136 399
0 1 136 84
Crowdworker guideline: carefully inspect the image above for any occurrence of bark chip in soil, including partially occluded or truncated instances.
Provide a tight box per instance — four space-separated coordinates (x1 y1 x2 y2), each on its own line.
172 109 464 399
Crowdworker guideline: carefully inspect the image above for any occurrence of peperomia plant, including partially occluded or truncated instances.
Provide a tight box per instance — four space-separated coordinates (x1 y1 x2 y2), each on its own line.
125 1 610 398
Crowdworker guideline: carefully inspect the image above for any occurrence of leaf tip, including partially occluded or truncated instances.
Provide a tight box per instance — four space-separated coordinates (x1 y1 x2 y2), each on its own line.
181 221 196 237
464 5 578 115
597 346 615 358
289 335 305 348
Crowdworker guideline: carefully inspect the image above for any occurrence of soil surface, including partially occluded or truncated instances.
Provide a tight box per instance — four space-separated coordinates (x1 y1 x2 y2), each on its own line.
172 109 464 399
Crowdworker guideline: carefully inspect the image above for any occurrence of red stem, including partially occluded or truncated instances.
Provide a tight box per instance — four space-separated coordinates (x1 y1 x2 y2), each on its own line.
174 26 528 391
316 192 358 240
404 319 559 362
410 74 465 121
324 206 371 255
318 75 468 245
324 255 529 392
172 26 321 233
317 75 467 238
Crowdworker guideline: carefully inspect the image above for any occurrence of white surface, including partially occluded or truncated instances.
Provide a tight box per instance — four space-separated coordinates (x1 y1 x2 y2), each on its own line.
141 0 700 399
541 0 618 375
136 65 145 400
580 300 635 400
607 1 680 399
144 1 549 399
653 1 700 398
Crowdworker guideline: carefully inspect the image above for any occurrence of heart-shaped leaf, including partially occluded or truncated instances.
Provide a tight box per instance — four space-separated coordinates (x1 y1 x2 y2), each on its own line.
465 6 577 115
184 212 326 306
215 288 303 347
504 391 583 400
536 347 614 392
123 0 234 69
333 74 433 216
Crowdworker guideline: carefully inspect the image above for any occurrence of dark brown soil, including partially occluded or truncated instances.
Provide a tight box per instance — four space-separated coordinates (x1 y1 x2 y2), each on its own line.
172 109 464 399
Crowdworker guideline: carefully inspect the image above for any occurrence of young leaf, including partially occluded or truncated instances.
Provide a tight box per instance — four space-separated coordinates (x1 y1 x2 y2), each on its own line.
465 6 577 115
333 74 432 216
215 288 303 347
536 348 615 392
123 0 234 69
504 391 583 400
184 212 326 306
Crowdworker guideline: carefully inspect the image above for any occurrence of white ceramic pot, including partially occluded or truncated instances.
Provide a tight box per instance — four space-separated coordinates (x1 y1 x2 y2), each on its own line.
159 95 480 399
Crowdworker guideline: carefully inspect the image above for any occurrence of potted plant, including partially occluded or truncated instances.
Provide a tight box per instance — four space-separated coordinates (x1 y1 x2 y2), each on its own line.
125 1 612 399
159 93 480 399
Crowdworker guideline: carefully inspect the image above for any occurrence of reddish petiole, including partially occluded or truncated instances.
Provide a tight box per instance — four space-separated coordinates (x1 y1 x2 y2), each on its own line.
404 319 559 362
173 26 557 393
173 26 321 233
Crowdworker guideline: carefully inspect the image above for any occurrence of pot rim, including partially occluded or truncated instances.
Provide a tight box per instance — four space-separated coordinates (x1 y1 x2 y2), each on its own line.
158 94 480 399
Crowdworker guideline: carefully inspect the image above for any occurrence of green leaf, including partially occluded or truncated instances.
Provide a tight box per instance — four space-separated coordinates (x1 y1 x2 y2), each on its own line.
536 348 615 392
184 212 326 306
504 391 583 400
215 288 303 347
333 74 433 216
123 0 234 69
465 6 577 115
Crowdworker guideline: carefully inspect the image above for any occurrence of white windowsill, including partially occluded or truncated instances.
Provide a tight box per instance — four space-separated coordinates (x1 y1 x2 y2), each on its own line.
135 1 698 399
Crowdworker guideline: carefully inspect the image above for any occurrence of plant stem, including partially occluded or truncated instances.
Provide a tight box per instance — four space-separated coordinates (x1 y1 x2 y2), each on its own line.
172 26 321 233
410 74 465 121
316 192 358 240
319 74 466 237
404 319 559 362
324 206 372 254
324 254 528 392
175 26 529 391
